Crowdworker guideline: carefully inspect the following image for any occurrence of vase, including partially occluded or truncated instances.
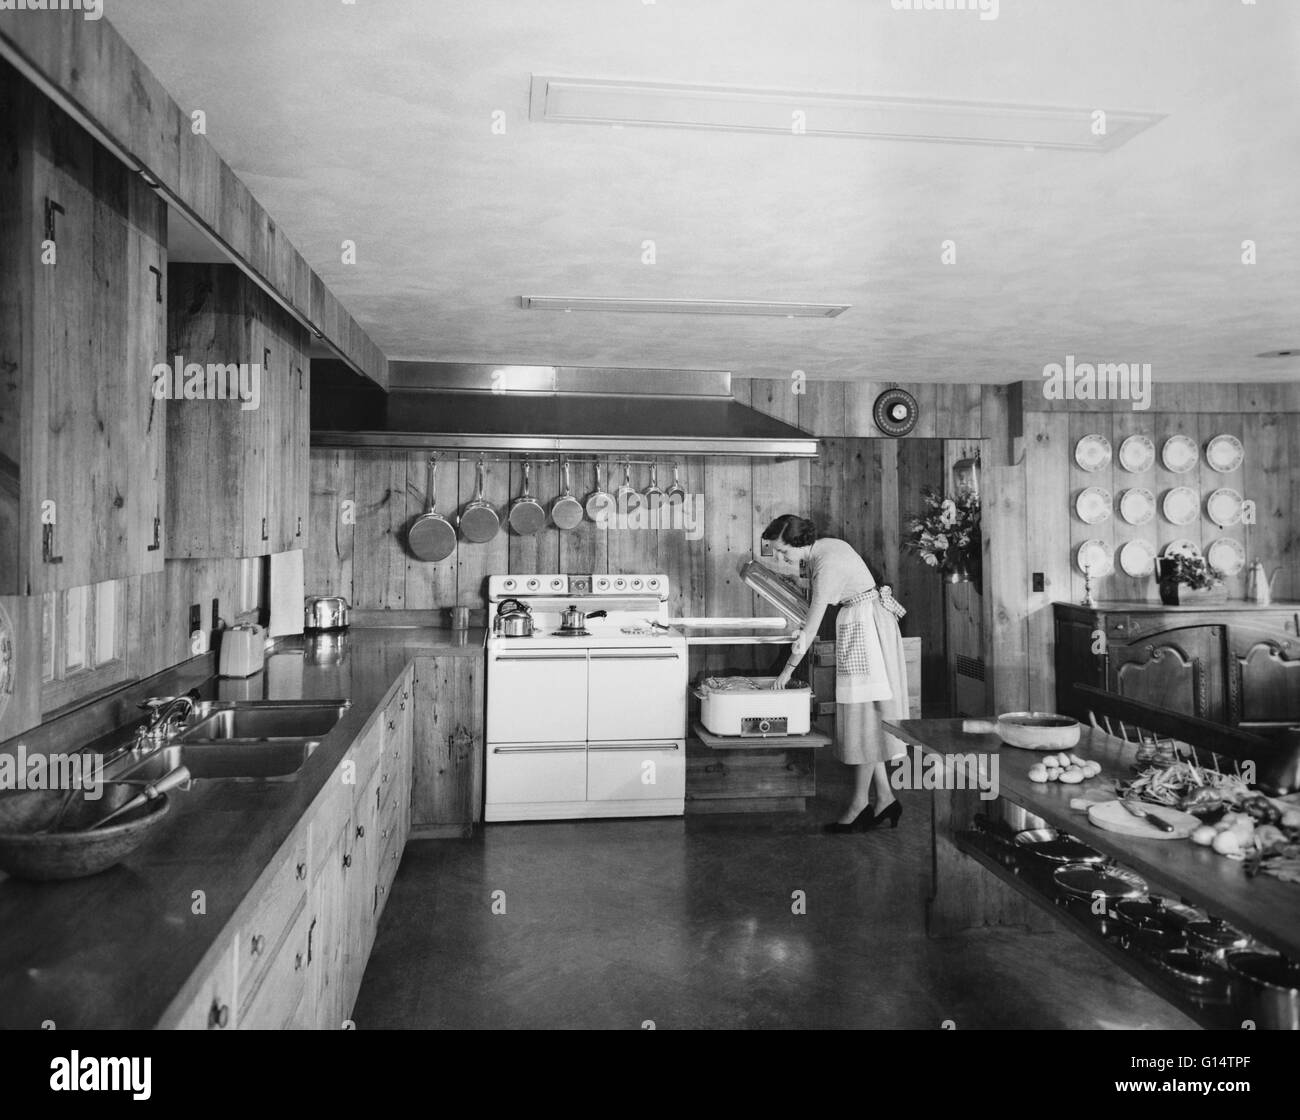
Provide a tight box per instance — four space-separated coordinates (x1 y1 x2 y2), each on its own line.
1157 559 1180 606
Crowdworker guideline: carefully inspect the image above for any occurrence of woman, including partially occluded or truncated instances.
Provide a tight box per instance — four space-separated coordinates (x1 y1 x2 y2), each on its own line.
764 515 910 833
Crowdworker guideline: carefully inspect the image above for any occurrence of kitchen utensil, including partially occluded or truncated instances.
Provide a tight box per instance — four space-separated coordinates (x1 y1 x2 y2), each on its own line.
1053 863 1147 903
1162 486 1199 526
1157 948 1230 999
1074 434 1112 472
1206 538 1246 578
1012 828 1107 865
1120 796 1177 833
1206 487 1243 527
1118 487 1155 525
458 459 501 543
665 463 686 507
1185 918 1252 962
1224 950 1300 1030
90 765 191 830
694 677 812 737
551 460 584 531
1119 539 1158 578
585 463 616 523
995 712 1081 750
1086 799 1197 839
0 784 171 881
1162 538 1201 561
1114 897 1185 953
560 604 607 632
616 461 641 514
1205 433 1245 473
493 598 534 638
1075 486 1112 525
1247 560 1279 605
409 455 457 561
508 461 547 535
643 463 665 515
304 595 350 632
219 622 267 678
1076 539 1113 577
1117 434 1155 473
1161 434 1199 473
450 606 471 631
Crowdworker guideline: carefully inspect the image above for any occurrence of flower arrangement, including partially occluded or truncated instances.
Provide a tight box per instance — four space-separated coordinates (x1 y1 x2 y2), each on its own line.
1164 554 1223 590
904 486 981 581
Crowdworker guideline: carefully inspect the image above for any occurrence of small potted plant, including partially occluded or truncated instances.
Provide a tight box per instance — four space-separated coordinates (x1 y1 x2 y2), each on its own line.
904 486 981 584
1157 554 1226 606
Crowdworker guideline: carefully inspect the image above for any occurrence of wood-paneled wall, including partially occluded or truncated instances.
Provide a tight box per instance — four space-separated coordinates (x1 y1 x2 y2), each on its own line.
983 381 1300 713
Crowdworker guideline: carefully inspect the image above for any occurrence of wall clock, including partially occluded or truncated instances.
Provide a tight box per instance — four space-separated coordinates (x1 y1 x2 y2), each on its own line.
873 388 919 437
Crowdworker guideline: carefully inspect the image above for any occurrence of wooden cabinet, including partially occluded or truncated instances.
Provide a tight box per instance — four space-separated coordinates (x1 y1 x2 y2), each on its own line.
411 655 484 838
0 64 166 595
162 939 237 1031
1054 603 1300 727
165 263 309 558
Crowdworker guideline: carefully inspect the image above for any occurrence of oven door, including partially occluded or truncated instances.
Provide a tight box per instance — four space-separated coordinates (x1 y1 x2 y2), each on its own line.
587 740 685 802
486 742 587 804
487 648 588 743
587 646 686 741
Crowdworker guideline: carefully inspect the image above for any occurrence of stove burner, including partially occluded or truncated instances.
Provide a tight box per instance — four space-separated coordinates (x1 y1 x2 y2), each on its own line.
620 626 653 635
549 629 590 637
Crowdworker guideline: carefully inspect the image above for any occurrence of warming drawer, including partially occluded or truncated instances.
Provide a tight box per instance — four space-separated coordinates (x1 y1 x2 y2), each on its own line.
486 742 587 804
487 649 588 743
587 647 686 741
587 740 686 802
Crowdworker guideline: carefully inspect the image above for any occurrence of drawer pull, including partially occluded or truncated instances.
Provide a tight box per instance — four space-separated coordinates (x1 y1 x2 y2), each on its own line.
399 701 406 711
294 952 304 972
208 1001 229 1030
356 824 365 839
342 852 352 869
250 934 266 957
388 720 396 731
295 862 307 881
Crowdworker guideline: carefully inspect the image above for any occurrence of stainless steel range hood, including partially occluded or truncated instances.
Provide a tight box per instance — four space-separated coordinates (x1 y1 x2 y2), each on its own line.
310 363 817 458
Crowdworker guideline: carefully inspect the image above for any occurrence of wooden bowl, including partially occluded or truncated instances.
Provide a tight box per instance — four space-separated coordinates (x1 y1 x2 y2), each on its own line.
996 711 1082 751
0 784 170 882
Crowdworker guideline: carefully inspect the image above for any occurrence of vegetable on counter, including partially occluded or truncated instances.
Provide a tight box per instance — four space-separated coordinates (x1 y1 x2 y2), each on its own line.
1028 752 1102 785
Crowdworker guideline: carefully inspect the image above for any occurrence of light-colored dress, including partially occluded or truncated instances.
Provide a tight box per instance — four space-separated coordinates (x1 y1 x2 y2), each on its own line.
803 538 910 766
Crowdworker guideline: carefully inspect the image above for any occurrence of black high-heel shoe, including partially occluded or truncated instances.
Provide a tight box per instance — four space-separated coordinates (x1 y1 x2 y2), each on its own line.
863 801 902 830
824 803 874 834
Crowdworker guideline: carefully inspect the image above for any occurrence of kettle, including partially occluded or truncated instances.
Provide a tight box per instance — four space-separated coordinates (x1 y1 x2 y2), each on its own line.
1247 561 1280 605
493 598 534 638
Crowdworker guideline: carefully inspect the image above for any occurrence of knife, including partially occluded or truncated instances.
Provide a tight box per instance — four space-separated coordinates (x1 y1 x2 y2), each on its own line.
1121 797 1176 834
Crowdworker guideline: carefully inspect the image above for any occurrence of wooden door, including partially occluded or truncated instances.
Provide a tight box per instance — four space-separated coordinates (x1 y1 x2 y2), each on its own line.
411 654 485 837
1108 625 1223 722
1229 626 1300 726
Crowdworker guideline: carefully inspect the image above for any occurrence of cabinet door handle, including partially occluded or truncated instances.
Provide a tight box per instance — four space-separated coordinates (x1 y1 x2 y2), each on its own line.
149 264 163 303
307 917 317 966
342 852 352 869
43 198 64 242
296 861 307 881
399 701 405 711
261 517 268 542
294 952 303 972
356 824 365 839
250 934 266 957
208 1000 229 1030
147 514 161 551
41 522 63 565
296 516 302 538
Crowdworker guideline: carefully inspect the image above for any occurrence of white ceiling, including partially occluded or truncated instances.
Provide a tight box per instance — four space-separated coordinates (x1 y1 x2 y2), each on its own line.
111 0 1300 383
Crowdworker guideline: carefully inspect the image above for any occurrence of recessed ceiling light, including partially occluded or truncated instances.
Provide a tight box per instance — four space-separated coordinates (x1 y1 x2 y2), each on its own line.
530 75 1165 152
520 296 850 318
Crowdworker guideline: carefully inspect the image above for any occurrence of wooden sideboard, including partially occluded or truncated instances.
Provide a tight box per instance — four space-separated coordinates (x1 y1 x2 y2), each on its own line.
1053 601 1300 729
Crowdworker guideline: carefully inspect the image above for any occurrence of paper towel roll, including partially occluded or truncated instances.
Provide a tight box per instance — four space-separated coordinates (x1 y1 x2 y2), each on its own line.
269 550 305 637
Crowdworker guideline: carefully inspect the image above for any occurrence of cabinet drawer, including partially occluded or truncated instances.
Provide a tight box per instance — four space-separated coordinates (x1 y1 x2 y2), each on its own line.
164 938 238 1030
587 741 685 801
238 829 310 1012
375 825 403 918
238 895 313 1030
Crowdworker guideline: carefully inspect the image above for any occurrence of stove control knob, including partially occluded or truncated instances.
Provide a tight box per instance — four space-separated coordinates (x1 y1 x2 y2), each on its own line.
647 577 661 591
614 577 627 591
572 578 590 595
550 577 564 591
630 577 643 590
502 578 516 591
526 578 540 591
595 577 609 592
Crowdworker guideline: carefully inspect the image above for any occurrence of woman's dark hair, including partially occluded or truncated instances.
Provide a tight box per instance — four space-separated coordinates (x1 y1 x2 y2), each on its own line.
762 514 818 548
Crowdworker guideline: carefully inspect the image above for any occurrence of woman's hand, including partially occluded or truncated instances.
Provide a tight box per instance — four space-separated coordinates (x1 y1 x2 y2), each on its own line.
771 667 794 691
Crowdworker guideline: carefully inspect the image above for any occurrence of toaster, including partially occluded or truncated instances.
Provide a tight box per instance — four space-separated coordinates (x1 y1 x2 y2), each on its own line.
219 622 268 678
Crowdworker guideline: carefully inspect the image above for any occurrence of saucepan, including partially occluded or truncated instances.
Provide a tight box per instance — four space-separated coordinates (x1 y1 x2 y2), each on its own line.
459 458 501 543
560 605 607 633
1224 950 1300 1030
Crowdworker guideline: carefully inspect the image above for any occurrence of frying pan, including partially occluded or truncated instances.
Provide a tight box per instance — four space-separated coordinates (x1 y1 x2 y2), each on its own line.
459 458 501 543
508 460 547 535
643 463 665 516
408 454 457 561
665 462 687 507
585 462 615 524
617 461 641 515
551 460 584 530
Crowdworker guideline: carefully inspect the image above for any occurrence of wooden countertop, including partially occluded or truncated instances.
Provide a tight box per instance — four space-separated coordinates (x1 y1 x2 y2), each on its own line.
0 627 485 1029
883 717 1300 960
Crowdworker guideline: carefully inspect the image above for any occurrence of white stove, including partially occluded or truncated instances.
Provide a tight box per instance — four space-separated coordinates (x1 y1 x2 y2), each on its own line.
485 573 687 821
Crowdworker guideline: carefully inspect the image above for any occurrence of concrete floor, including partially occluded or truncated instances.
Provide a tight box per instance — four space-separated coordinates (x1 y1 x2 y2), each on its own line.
353 755 1198 1030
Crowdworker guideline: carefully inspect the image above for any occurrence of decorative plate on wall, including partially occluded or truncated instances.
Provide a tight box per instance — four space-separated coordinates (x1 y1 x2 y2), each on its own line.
1119 487 1156 525
1163 539 1202 561
1205 434 1244 474
1161 434 1199 473
1117 435 1155 474
1075 487 1113 525
1119 539 1159 579
1206 538 1246 577
1074 434 1112 473
1162 486 1200 526
1076 539 1113 577
1206 487 1244 527
872 389 919 437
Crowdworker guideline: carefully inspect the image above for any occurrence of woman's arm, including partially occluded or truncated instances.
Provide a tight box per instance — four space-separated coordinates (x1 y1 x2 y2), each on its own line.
773 569 833 687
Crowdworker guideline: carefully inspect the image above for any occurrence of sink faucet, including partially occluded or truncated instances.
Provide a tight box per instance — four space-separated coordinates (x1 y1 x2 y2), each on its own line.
138 692 200 744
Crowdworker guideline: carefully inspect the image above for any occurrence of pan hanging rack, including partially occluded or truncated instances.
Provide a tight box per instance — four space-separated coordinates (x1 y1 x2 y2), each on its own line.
424 454 674 466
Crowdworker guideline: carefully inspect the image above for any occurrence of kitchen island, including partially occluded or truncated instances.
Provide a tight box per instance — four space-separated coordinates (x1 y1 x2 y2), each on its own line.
885 717 1300 1028
0 628 484 1030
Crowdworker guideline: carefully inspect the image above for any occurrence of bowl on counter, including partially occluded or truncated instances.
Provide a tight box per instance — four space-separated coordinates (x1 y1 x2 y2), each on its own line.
0 784 170 882
996 712 1082 751
1224 951 1300 1030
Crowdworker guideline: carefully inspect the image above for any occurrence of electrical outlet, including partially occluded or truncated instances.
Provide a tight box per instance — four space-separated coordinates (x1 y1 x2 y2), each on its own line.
211 598 220 631
189 603 202 635
1032 572 1045 593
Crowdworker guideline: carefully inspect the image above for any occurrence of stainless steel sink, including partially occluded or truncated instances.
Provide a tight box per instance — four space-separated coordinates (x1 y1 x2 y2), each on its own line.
117 740 323 782
179 701 350 742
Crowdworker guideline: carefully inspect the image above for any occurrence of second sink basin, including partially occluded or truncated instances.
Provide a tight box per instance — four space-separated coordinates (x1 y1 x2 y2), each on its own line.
120 740 322 782
180 701 350 742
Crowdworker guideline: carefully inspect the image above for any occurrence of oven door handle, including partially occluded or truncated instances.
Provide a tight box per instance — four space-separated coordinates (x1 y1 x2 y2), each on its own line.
491 744 587 754
492 652 588 662
589 649 680 660
587 741 681 752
